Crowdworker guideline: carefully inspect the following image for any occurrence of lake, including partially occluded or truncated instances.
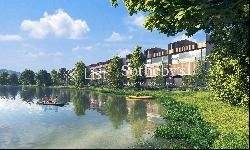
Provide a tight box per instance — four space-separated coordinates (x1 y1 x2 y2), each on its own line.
0 86 164 149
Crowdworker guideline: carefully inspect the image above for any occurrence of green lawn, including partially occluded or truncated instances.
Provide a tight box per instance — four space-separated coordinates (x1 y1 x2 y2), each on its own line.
160 91 249 149
169 91 248 135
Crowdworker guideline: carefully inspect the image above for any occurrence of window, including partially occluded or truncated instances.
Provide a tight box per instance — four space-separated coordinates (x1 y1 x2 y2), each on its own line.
178 49 203 61
152 56 168 64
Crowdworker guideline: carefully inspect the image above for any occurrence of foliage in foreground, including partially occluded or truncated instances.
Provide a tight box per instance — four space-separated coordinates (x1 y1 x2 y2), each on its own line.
131 92 248 149
153 97 219 149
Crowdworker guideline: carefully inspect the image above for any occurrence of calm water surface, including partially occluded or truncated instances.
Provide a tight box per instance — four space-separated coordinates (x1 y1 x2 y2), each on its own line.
0 86 164 149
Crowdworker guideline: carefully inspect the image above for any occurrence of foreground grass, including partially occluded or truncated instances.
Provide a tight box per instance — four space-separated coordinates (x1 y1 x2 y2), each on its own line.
169 92 249 136
22 85 250 148
157 91 249 149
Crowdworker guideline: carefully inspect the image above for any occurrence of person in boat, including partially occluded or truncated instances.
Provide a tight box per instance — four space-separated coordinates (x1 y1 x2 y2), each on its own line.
43 95 49 103
43 95 54 104
48 99 53 103
53 96 58 104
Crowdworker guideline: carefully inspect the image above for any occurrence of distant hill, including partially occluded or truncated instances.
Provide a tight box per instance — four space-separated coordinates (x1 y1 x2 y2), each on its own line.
0 69 21 77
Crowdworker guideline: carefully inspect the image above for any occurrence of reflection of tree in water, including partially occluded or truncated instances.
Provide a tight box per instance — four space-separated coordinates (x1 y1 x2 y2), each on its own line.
128 101 147 140
56 89 71 103
71 91 90 116
8 86 19 99
89 92 98 101
0 86 19 99
50 88 60 100
97 93 107 115
34 87 52 99
0 86 8 98
106 95 128 129
20 87 36 102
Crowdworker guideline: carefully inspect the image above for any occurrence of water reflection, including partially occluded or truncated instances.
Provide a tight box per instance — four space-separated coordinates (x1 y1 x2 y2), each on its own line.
0 86 164 147
0 86 19 99
20 87 36 103
88 92 107 115
41 105 59 112
106 95 128 129
71 91 90 116
34 87 52 100
127 101 147 139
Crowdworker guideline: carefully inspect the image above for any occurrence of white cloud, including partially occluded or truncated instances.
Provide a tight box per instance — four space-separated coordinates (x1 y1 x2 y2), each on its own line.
127 13 145 28
105 32 133 42
72 46 93 52
116 49 131 57
0 34 22 42
53 52 63 57
20 9 90 39
172 34 197 43
26 51 63 58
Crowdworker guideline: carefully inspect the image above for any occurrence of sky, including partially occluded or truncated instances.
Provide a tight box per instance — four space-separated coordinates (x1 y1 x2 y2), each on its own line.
0 0 206 72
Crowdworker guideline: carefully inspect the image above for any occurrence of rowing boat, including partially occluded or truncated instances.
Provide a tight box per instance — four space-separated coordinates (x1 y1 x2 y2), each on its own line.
126 95 154 100
37 102 65 107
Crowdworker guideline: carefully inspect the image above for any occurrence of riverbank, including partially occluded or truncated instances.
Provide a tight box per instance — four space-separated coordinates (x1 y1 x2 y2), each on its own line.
19 85 249 149
82 87 249 148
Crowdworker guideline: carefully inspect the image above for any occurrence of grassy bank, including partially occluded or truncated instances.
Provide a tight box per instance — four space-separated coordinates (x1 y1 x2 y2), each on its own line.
20 85 249 148
152 91 249 149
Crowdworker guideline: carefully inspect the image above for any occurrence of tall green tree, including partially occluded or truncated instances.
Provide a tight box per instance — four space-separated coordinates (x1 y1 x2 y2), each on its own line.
129 45 146 89
66 69 72 85
182 75 195 88
58 68 68 85
0 72 9 85
72 61 86 88
111 0 249 106
50 69 59 86
35 70 52 86
19 69 35 85
153 62 166 89
106 56 126 88
193 61 209 87
8 74 19 85
182 61 209 88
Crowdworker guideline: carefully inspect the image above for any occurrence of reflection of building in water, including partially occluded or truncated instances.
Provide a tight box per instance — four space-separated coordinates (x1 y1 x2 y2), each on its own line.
126 100 165 140
89 95 107 114
146 103 165 124
126 100 164 124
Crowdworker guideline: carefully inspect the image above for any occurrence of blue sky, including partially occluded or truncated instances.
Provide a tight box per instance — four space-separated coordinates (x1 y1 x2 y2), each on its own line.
0 0 206 72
